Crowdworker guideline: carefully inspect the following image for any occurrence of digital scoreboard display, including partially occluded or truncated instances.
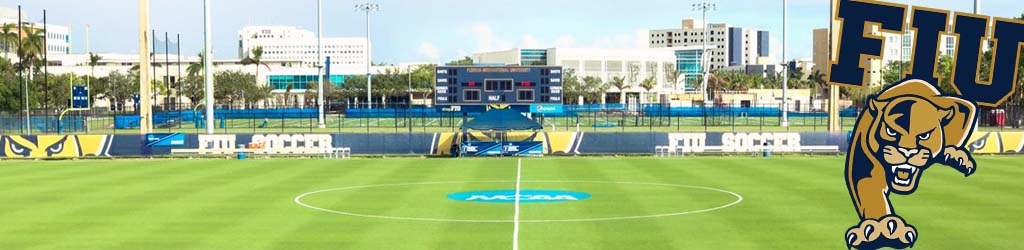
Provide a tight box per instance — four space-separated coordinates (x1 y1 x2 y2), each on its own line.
71 85 89 109
435 66 562 113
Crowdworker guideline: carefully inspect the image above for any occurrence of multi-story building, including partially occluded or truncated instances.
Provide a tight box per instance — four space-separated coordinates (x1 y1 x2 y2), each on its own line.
0 7 71 56
649 19 769 71
813 22 957 86
472 47 704 104
237 26 368 69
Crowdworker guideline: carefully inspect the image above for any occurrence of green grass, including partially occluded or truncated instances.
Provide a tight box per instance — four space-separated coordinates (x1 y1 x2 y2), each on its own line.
1 156 1022 249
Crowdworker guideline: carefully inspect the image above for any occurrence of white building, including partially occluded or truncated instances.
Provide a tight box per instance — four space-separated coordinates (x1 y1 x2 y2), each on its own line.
473 47 704 104
237 26 367 69
44 51 397 109
0 7 71 56
649 19 769 70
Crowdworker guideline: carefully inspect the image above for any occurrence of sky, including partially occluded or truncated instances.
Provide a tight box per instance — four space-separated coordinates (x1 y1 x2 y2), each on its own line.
2 0 1022 64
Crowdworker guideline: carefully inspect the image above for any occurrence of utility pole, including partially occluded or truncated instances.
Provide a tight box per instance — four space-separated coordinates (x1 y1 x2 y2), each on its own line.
317 0 326 128
44 9 49 132
693 1 714 105
203 0 215 134
139 0 153 134
356 2 379 109
165 31 170 111
781 0 789 127
177 33 181 110
828 0 840 132
19 5 29 135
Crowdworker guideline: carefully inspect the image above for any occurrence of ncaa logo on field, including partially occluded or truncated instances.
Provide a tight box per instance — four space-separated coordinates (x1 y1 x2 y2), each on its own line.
447 190 591 203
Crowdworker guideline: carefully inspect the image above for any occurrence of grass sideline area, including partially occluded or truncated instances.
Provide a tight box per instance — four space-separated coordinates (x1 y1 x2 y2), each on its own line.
0 156 1021 249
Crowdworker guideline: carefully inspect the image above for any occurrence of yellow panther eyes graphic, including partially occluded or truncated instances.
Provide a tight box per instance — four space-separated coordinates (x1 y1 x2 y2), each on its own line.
1 135 112 158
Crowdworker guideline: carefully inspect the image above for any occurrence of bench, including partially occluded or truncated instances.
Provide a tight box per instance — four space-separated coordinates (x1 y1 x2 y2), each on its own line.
325 147 352 159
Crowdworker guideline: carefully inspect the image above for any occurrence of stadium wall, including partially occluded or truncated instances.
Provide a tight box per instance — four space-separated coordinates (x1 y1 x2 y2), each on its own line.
2 132 1020 159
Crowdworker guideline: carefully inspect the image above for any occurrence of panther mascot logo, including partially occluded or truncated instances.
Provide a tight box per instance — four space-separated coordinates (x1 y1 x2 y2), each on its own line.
844 79 978 249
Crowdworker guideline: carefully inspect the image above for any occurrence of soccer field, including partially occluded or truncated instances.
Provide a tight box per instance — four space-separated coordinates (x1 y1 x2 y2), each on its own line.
1 156 1021 249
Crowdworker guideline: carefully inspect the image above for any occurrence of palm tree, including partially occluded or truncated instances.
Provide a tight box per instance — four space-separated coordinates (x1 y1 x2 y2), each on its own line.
0 24 18 53
640 76 657 103
284 82 294 107
88 53 102 83
16 28 45 76
187 52 205 77
664 67 683 93
608 76 626 103
239 46 269 84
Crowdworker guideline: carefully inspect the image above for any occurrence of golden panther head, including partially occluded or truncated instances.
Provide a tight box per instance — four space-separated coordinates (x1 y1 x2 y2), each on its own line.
863 80 976 194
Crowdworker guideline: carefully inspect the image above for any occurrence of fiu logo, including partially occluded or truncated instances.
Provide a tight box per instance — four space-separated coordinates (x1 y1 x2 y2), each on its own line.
830 0 1023 249
843 80 976 249
0 135 113 158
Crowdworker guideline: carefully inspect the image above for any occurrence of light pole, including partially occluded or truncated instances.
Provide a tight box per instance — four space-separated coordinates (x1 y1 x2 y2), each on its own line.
316 0 325 128
781 0 789 127
693 1 715 105
203 0 215 134
356 2 379 109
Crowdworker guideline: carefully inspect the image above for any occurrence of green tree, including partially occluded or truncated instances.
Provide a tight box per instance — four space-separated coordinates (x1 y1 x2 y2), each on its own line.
102 71 139 111
16 28 45 77
187 52 206 77
663 65 683 93
87 53 102 102
0 24 17 53
213 70 265 107
446 56 474 66
179 75 205 107
608 76 626 103
881 61 910 85
581 76 606 104
561 68 582 104
640 76 657 103
239 46 269 83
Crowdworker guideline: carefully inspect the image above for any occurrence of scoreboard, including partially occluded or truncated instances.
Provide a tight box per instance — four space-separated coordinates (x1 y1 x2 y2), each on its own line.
435 66 562 113
71 85 89 109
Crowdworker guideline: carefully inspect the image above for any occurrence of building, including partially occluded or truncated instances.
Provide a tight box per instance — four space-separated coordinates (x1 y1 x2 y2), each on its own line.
237 26 367 69
472 47 704 104
44 52 397 109
813 21 957 86
0 7 71 56
649 19 769 70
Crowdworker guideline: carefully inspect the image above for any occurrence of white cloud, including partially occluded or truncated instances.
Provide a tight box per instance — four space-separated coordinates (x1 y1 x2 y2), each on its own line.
769 37 784 63
468 22 514 52
521 34 542 49
417 42 441 61
589 29 650 48
553 34 577 48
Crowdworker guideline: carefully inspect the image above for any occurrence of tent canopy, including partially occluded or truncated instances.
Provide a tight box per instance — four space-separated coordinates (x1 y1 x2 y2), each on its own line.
461 108 542 131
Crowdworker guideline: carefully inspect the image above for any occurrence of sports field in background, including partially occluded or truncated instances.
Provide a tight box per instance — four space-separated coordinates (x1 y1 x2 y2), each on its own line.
1 156 1022 249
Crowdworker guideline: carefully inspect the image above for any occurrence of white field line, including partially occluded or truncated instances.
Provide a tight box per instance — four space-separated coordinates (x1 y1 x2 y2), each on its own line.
293 180 743 223
424 118 440 126
512 158 523 250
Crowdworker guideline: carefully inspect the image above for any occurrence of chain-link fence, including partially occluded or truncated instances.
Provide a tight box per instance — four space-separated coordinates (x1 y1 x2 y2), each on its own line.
2 101 1022 135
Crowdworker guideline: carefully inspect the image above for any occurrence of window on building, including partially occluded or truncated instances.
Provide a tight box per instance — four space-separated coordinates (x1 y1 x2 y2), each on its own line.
517 89 534 102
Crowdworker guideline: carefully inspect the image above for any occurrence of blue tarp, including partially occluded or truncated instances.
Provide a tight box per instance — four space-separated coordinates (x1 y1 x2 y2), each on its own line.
461 109 542 131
